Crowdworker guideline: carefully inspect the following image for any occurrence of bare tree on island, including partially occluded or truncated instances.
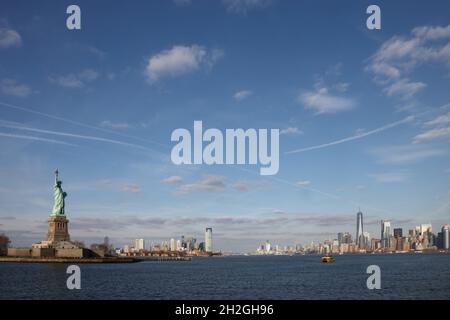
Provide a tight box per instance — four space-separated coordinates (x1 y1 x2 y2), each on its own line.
0 233 10 256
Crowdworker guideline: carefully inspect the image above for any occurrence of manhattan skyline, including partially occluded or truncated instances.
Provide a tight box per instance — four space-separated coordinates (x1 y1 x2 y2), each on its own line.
0 1 450 252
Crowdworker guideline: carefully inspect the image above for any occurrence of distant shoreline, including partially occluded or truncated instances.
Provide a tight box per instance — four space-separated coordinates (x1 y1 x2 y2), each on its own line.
231 251 450 256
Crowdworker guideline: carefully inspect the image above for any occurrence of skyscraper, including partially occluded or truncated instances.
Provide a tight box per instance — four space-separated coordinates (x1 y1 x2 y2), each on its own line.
442 225 450 250
337 232 344 245
205 227 213 253
420 224 432 236
134 238 145 251
363 232 371 246
381 220 391 249
356 210 364 248
394 228 403 238
181 235 187 249
265 240 271 253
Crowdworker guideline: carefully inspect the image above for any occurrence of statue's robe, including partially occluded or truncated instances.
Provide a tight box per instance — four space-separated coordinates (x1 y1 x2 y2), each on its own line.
51 183 65 215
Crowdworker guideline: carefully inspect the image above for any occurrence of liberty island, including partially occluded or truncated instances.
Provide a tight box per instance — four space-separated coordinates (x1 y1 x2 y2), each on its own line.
0 170 137 263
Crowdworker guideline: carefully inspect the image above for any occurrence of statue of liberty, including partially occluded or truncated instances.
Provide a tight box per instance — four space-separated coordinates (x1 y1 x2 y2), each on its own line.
51 169 67 216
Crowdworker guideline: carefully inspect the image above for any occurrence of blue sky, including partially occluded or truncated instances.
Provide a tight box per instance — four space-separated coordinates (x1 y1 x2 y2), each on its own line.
0 0 449 252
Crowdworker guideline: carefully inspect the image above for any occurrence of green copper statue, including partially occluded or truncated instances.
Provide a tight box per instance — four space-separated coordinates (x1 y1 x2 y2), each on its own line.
51 169 67 216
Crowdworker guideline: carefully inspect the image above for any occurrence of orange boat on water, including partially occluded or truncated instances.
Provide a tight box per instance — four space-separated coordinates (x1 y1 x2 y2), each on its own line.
321 255 335 263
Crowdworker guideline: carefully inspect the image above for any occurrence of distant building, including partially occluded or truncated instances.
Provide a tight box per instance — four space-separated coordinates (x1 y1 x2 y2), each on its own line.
170 238 175 251
437 232 443 249
176 239 182 251
402 238 411 251
394 228 403 238
181 235 187 249
187 237 197 251
371 238 382 251
104 236 110 248
389 235 396 251
420 224 432 236
339 243 349 254
356 210 364 249
442 225 450 250
415 226 421 236
381 220 392 249
160 240 168 251
337 232 344 244
265 240 271 253
205 228 213 253
363 232 370 248
134 239 145 251
338 232 352 244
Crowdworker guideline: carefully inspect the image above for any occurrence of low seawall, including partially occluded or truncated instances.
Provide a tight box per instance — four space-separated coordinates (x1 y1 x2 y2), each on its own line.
134 256 192 262
0 257 139 264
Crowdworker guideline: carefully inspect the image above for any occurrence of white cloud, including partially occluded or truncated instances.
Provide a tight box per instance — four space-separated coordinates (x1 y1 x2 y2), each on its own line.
145 45 223 83
50 75 82 88
383 78 426 99
233 90 253 101
280 127 303 135
49 69 99 88
100 120 130 129
369 144 445 164
334 82 350 93
96 180 141 193
412 24 450 41
161 176 183 184
223 0 272 14
175 175 226 195
367 62 400 79
296 180 311 187
299 87 355 114
86 45 106 58
367 23 450 100
232 180 270 191
369 172 409 183
78 69 99 81
413 126 450 142
122 184 141 193
0 79 32 97
0 28 21 49
425 113 450 126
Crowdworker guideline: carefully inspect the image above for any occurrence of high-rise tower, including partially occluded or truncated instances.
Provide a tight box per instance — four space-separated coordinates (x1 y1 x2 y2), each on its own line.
356 210 364 248
381 220 392 248
442 225 450 250
205 227 213 253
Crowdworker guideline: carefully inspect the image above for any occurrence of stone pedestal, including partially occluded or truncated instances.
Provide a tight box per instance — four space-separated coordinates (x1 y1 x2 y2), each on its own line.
47 215 70 242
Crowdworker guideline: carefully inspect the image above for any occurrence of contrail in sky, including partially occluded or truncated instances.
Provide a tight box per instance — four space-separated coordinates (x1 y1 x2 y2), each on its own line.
0 122 152 151
286 115 415 154
0 132 75 146
0 101 168 149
